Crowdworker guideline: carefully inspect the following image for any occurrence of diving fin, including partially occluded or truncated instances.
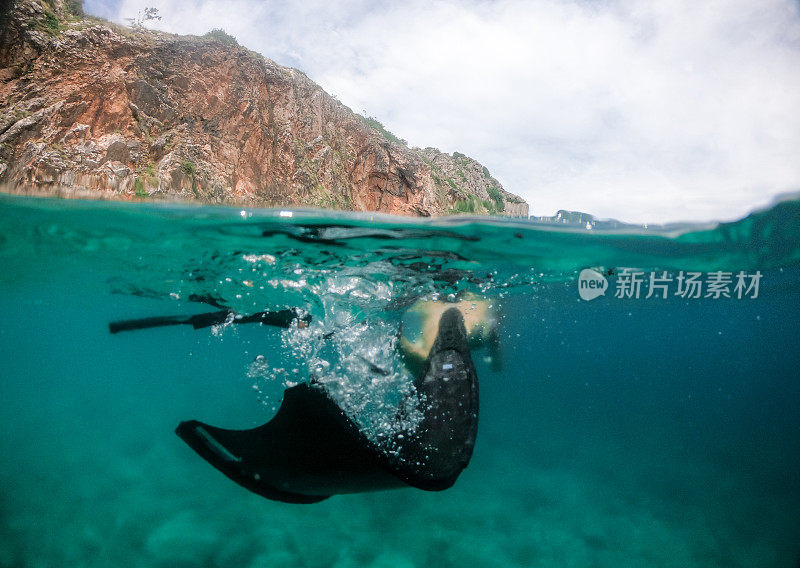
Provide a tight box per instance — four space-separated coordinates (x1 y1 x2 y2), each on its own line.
109 308 310 334
176 307 478 503
396 306 479 490
176 383 405 504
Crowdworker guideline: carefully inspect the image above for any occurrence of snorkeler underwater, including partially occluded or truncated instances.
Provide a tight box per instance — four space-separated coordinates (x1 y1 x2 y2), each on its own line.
106 245 504 503
111 292 486 503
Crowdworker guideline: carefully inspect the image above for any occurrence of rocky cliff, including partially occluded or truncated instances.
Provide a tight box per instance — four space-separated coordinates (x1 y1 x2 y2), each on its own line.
416 148 529 217
0 0 529 216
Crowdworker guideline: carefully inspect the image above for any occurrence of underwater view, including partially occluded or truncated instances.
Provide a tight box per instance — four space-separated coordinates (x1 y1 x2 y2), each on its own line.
1 193 799 567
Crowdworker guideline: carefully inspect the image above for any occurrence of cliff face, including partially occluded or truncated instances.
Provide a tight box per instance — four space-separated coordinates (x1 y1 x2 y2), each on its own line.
417 148 529 217
0 0 529 217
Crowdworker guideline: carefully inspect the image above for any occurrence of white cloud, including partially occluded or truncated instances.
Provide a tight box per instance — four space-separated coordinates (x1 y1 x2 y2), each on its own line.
96 0 800 222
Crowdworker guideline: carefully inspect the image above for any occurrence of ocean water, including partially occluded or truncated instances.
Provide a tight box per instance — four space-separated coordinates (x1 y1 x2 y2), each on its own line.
1 193 799 568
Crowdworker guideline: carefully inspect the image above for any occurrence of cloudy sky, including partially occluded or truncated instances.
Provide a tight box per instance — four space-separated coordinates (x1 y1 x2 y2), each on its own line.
87 0 800 223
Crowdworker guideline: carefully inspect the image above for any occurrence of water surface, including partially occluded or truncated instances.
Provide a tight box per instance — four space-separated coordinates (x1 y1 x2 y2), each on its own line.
1 194 799 567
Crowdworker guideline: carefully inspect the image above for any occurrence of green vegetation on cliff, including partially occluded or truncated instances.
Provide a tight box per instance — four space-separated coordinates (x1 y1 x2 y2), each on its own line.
358 115 408 147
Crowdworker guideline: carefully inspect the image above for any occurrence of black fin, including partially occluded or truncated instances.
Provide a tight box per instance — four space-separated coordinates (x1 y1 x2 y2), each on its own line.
109 315 190 334
109 311 233 334
176 384 404 503
234 308 311 328
176 307 478 502
395 307 479 490
110 309 310 334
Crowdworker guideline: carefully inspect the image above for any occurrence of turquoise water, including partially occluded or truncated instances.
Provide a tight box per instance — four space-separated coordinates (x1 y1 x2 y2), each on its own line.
1 193 799 567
